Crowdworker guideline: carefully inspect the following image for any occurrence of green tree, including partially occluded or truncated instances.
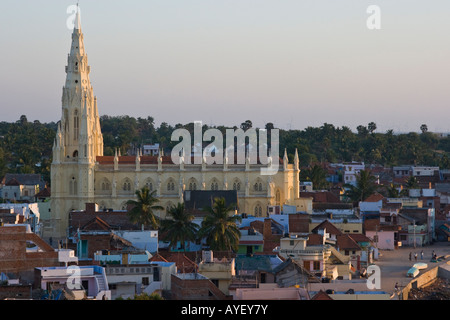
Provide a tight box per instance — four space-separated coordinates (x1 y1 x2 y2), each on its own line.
198 197 242 252
368 122 377 134
344 170 378 202
420 124 428 134
405 176 419 189
301 164 329 190
160 203 199 252
126 187 163 229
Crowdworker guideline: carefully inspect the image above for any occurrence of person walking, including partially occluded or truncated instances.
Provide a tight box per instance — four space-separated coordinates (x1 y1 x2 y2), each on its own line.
421 250 424 260
414 252 418 261
409 252 412 261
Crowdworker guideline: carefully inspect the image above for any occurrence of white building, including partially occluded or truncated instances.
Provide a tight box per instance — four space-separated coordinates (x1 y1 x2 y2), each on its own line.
104 264 164 300
35 265 111 300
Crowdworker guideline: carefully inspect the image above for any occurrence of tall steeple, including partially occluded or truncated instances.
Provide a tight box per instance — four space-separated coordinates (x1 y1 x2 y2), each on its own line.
58 5 103 160
51 6 103 239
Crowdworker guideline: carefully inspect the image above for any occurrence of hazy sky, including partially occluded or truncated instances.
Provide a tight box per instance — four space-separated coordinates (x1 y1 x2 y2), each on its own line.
1 0 449 133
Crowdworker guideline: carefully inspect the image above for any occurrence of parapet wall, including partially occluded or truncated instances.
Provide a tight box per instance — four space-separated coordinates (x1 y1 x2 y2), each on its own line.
401 257 450 300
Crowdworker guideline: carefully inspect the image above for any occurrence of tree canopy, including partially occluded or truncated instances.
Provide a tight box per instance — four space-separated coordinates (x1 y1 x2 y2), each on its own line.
1 116 450 187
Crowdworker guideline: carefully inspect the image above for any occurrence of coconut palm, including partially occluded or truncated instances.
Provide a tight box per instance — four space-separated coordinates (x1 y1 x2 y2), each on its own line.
198 197 242 252
344 169 378 202
126 187 163 229
160 203 199 252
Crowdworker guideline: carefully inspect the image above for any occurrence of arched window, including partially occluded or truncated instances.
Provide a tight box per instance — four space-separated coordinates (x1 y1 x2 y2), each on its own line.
69 177 78 195
74 110 79 140
211 181 219 191
122 179 131 192
101 179 111 191
276 190 281 206
254 204 263 217
233 181 241 191
167 180 176 192
145 180 153 191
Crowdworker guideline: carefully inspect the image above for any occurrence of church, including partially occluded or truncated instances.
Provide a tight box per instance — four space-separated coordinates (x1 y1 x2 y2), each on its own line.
49 9 312 239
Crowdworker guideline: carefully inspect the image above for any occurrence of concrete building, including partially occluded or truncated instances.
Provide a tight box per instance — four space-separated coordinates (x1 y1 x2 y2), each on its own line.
198 251 235 295
34 265 111 300
104 263 163 300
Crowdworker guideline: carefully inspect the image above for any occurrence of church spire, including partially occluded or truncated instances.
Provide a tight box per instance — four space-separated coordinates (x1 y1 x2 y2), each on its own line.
74 4 81 31
56 5 103 160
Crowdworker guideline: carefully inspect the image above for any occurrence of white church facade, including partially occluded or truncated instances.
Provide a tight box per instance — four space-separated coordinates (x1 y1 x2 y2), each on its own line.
49 9 312 239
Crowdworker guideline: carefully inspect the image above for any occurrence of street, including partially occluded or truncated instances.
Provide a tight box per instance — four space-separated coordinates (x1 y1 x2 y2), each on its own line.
375 242 450 295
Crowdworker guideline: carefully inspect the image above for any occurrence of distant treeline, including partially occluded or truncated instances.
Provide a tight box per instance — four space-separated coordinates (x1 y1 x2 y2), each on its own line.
1 115 449 185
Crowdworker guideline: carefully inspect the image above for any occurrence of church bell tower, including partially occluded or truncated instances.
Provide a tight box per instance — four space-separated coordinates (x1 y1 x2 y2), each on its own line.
50 7 103 239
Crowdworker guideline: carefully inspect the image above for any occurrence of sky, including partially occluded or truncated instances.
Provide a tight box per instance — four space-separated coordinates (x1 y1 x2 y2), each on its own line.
1 0 449 133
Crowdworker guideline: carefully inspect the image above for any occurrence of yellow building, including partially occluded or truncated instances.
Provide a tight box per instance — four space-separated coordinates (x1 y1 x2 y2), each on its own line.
48 9 311 239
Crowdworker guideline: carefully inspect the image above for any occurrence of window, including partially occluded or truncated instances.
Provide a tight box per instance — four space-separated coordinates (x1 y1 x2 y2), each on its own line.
123 181 131 191
313 261 321 270
69 177 77 195
74 110 79 140
142 277 149 286
254 205 263 217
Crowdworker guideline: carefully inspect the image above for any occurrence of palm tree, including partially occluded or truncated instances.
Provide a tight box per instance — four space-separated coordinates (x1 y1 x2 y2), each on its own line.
160 203 199 252
405 176 419 189
126 187 163 230
384 183 408 198
344 170 378 202
198 197 242 252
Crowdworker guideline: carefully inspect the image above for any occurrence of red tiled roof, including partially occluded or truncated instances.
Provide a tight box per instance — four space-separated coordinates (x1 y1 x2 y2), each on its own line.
5 178 21 186
312 220 343 236
312 290 333 300
149 253 169 263
307 233 323 246
35 187 51 198
363 193 384 202
336 234 361 251
348 233 371 243
157 252 197 273
300 191 341 203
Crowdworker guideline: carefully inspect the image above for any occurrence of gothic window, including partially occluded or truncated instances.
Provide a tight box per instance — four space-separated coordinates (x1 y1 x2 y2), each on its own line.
122 180 131 192
233 181 241 191
254 204 263 217
69 177 78 195
145 180 153 191
211 181 219 191
187 178 198 191
74 110 79 140
167 180 175 192
101 180 110 191
275 190 281 206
